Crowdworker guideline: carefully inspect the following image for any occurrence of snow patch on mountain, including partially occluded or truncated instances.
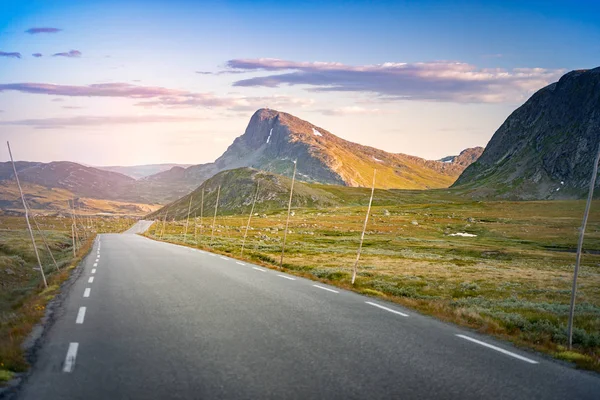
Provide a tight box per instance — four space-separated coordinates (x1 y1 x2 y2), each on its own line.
266 128 273 144
312 128 323 137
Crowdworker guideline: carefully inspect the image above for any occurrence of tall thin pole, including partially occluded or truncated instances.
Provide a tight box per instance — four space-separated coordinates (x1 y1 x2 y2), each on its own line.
567 142 600 349
30 211 60 271
194 212 198 244
241 181 260 257
352 169 377 285
72 201 80 250
200 188 205 239
161 210 168 239
184 195 193 242
280 161 297 269
7 141 47 288
210 185 221 247
71 224 76 257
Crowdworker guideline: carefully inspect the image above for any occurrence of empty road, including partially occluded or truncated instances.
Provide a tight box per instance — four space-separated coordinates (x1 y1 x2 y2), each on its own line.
16 222 600 399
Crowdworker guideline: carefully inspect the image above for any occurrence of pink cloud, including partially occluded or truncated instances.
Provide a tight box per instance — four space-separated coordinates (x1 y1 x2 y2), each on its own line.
226 58 565 103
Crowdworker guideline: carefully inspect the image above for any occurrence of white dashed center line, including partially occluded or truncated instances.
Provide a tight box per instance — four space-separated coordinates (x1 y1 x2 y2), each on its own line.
456 334 538 364
365 301 409 317
63 342 79 373
83 288 91 298
76 307 86 324
252 267 266 272
277 274 296 281
88 277 94 283
93 263 98 267
91 268 96 274
236 262 246 266
313 285 339 293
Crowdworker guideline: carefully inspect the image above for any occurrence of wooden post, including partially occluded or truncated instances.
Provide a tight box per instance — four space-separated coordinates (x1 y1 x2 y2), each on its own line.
7 141 47 288
194 212 198 244
31 212 60 271
567 142 600 349
184 195 193 242
200 188 204 240
280 161 297 269
241 181 260 257
352 169 376 285
71 224 76 257
210 185 221 247
161 210 168 239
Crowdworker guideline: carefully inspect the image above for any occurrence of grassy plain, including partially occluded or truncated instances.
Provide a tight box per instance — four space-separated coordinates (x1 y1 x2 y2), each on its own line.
0 215 136 383
147 194 600 370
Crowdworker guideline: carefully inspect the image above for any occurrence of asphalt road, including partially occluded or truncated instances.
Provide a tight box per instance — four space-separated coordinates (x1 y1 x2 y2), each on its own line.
16 221 600 399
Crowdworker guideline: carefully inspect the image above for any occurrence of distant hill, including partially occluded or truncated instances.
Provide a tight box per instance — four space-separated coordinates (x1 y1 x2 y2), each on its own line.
144 109 481 201
454 67 600 199
0 161 140 201
439 147 484 166
96 163 192 179
147 167 340 220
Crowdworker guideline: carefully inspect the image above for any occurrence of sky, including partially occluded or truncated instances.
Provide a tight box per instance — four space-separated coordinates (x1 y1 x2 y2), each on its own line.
0 0 599 166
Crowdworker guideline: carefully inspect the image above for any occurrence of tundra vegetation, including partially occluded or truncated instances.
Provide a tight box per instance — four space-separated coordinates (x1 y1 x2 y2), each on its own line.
0 215 136 384
146 192 600 371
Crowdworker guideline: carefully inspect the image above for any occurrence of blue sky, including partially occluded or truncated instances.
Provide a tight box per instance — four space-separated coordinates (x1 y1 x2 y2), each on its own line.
0 0 598 165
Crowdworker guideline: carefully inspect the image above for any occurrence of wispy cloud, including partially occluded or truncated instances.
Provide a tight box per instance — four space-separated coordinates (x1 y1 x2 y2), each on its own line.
318 106 391 116
0 51 21 59
0 81 313 111
53 50 82 58
62 106 84 109
0 115 204 129
32 53 43 58
226 58 565 103
196 70 246 75
25 27 62 34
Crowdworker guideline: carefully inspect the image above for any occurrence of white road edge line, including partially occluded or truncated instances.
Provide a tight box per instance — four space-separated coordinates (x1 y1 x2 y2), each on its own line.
236 262 246 266
209 254 216 257
365 301 409 317
63 342 79 373
277 274 296 281
76 307 86 324
313 284 339 293
91 269 96 274
88 277 94 283
83 288 91 298
456 334 538 364
252 267 266 272
219 256 229 260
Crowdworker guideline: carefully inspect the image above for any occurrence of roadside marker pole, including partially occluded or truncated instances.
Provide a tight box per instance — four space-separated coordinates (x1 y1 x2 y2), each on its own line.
71 224 76 257
194 212 198 244
241 181 260 257
184 195 193 242
352 169 376 285
199 188 204 243
7 141 48 288
567 142 600 349
161 210 168 239
210 185 221 247
280 160 297 269
30 210 60 271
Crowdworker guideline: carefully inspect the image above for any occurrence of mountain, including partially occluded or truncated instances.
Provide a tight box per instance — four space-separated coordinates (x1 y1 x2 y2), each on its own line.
145 109 481 200
454 67 600 199
439 147 484 166
95 163 193 179
0 161 140 200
